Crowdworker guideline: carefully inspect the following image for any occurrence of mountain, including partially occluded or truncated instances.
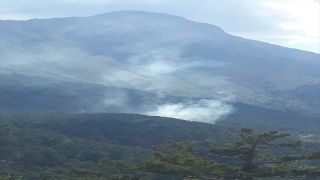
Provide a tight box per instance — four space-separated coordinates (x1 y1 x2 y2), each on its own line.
0 11 319 119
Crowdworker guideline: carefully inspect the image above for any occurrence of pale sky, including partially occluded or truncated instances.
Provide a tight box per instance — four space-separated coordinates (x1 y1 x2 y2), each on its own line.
1 0 319 53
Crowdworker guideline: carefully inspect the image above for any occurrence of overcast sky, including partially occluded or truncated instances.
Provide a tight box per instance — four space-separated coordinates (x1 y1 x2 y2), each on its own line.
1 0 319 53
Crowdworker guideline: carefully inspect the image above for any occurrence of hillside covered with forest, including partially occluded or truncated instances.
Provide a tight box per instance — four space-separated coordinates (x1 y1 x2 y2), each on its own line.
1 110 319 179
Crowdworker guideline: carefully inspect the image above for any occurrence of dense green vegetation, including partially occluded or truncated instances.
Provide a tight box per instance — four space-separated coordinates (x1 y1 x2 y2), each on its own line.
0 112 319 179
97 130 320 180
0 114 152 179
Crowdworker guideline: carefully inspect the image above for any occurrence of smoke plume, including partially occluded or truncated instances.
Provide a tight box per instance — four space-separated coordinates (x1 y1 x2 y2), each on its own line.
146 99 234 124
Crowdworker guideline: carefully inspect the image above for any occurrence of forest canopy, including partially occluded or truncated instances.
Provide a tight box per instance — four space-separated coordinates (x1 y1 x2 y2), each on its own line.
0 113 319 179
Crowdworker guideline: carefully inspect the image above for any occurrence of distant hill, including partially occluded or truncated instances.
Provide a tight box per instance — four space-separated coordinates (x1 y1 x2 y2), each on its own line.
0 11 319 117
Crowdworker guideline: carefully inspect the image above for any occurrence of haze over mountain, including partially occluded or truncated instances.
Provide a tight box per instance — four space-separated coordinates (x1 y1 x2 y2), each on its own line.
0 11 319 122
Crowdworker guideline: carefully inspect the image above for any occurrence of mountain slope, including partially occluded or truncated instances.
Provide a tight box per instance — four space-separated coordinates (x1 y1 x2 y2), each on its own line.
0 11 319 116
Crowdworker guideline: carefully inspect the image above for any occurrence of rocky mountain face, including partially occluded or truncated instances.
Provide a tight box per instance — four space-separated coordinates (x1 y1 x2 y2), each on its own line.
1 11 319 119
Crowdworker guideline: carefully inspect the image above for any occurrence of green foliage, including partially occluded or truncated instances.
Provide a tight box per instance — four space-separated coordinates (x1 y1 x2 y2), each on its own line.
100 158 138 171
106 130 319 179
69 168 106 179
97 130 320 179
0 172 22 180
142 140 230 179
0 113 319 180
0 113 152 180
209 128 320 179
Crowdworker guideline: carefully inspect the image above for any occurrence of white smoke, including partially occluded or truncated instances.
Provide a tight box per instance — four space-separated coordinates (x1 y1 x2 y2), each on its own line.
146 99 234 124
1 20 237 123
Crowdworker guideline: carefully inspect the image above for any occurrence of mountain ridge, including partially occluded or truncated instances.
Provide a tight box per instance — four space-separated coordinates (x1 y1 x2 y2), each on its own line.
0 10 319 118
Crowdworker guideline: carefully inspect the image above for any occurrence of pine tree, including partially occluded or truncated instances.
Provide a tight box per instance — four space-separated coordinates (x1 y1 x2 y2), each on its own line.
209 128 320 179
74 128 320 180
